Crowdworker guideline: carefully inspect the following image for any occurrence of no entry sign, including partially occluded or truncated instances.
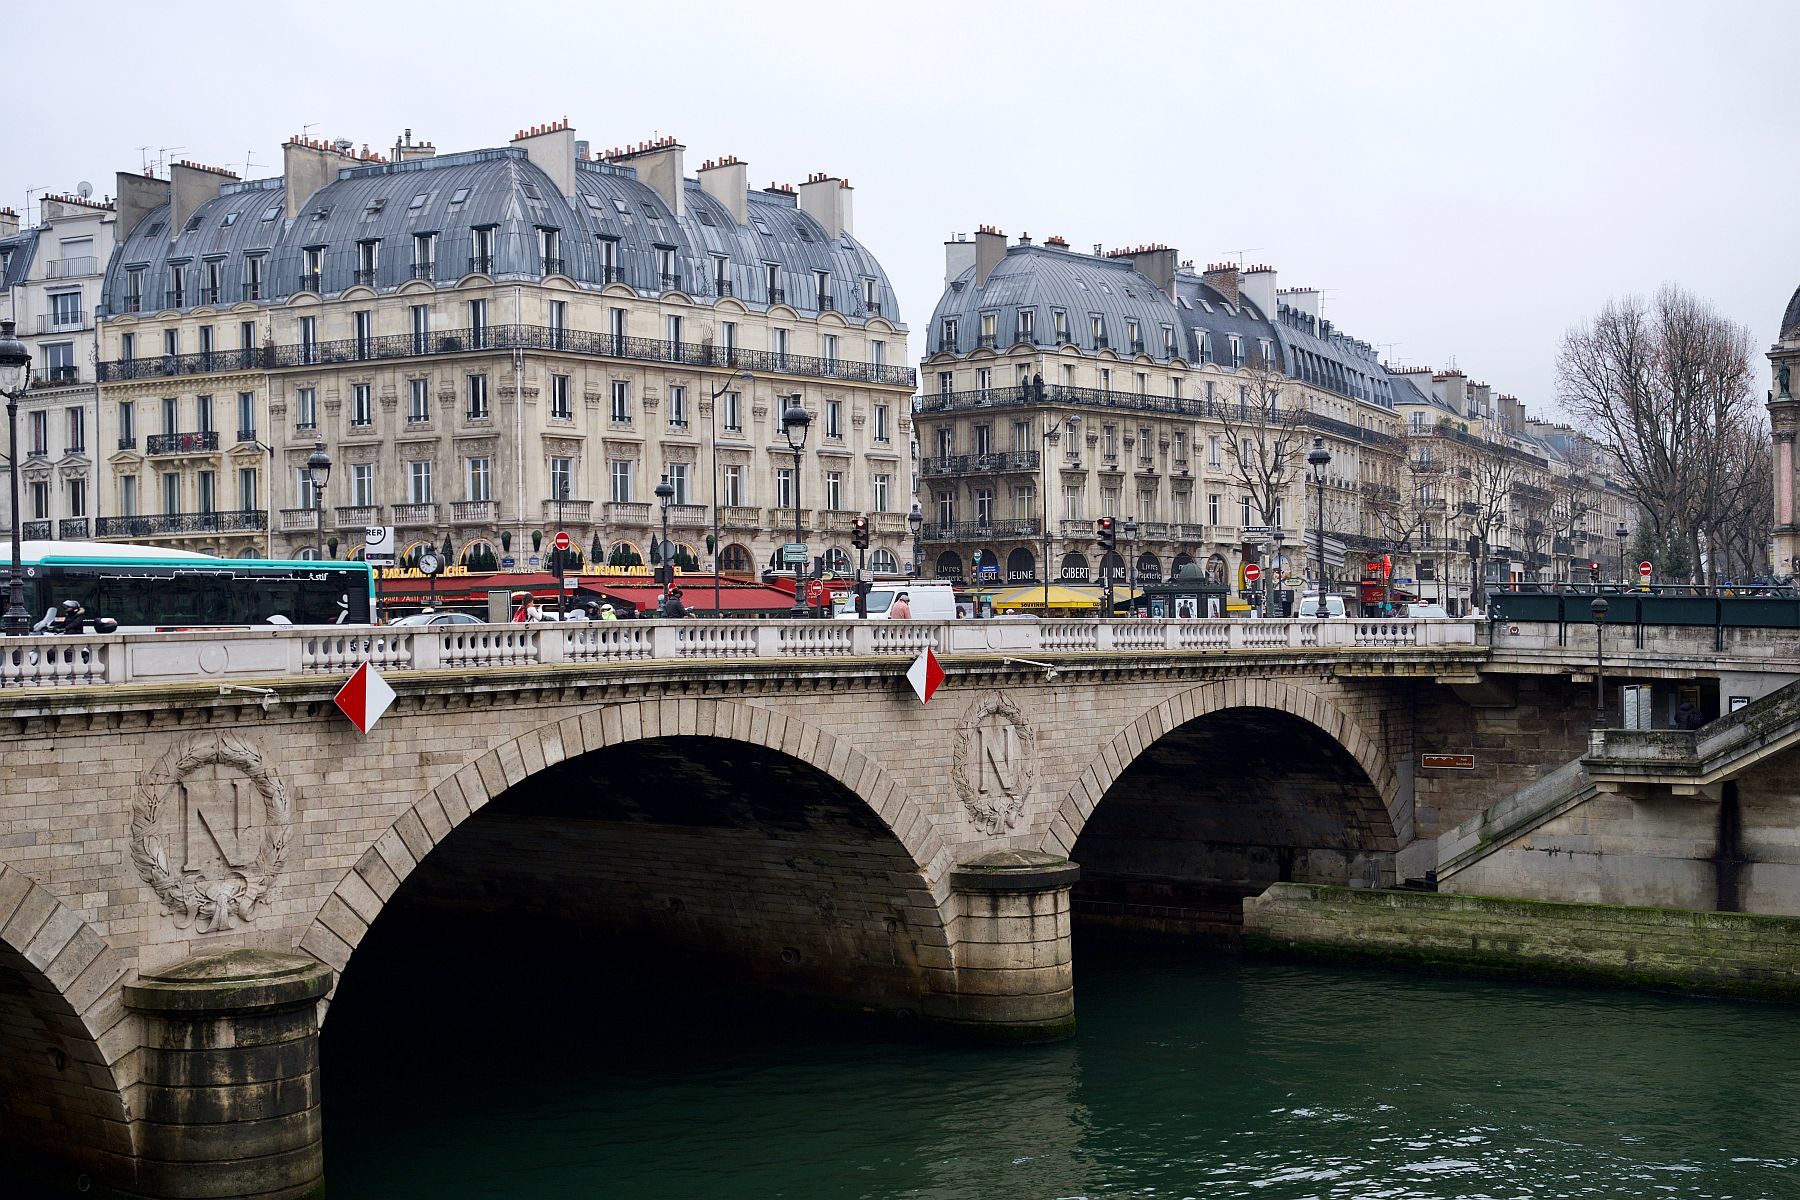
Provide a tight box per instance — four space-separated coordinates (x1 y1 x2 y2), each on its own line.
1638 561 1653 579
1243 564 1262 584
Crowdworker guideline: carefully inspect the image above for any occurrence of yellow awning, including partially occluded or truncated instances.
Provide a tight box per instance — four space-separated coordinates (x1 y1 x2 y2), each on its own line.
991 583 1102 610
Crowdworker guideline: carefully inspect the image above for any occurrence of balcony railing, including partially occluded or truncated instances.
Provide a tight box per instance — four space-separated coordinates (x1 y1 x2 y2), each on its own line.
242 281 265 301
197 286 220 306
146 431 220 455
412 262 435 280
353 269 378 287
118 436 136 451
541 499 593 524
22 520 51 540
920 450 1042 476
864 300 884 318
164 290 186 309
667 504 710 529
296 274 321 295
391 503 438 525
43 256 97 279
820 295 836 313
469 256 495 275
606 501 652 525
715 279 733 298
99 323 917 388
38 313 92 334
920 519 1043 542
768 287 786 305
33 365 80 385
279 508 320 533
236 428 258 444
123 296 144 314
542 258 564 276
716 506 759 530
58 518 89 539
450 500 497 524
660 272 682 291
97 511 267 537
335 505 381 529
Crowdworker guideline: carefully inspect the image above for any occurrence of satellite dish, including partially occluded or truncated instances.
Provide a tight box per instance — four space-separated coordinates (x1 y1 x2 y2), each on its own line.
76 181 93 198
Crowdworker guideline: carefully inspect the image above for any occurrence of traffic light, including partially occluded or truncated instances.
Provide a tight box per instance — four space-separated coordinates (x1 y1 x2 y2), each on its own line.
851 515 870 550
1589 561 1601 583
1096 517 1116 553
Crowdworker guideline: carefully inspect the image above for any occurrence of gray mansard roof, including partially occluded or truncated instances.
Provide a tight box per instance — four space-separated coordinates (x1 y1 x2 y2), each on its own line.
1 228 39 289
102 147 902 325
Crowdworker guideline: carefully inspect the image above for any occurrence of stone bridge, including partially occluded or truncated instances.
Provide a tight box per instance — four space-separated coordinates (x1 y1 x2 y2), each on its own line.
0 614 1771 1198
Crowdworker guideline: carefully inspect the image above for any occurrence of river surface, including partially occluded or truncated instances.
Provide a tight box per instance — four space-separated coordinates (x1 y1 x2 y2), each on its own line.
324 943 1800 1198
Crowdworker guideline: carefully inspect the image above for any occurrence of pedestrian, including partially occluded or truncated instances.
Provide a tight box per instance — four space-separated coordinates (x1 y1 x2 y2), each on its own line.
1673 698 1705 730
661 587 688 618
509 590 533 623
889 591 913 620
599 603 618 621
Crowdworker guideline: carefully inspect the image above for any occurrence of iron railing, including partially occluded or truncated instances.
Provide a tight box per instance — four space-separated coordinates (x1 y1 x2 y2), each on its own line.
296 274 321 295
22 520 51 540
95 511 266 537
353 269 378 287
920 519 1043 541
146 432 220 455
920 451 1042 476
58 518 89 539
542 258 564 276
97 323 916 388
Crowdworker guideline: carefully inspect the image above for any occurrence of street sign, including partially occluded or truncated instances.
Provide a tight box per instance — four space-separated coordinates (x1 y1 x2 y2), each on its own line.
1420 753 1475 770
1638 561 1653 579
363 525 396 565
781 543 809 564
333 663 396 735
554 530 572 553
1243 563 1263 584
906 648 945 704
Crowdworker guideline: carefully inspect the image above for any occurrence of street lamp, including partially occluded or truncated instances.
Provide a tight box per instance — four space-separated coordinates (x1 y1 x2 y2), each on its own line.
1590 596 1609 728
709 367 754 616
1124 517 1138 615
0 320 34 635
654 473 675 594
1306 437 1331 617
305 441 332 562
1615 520 1628 586
1041 414 1080 614
907 502 923 577
781 396 811 616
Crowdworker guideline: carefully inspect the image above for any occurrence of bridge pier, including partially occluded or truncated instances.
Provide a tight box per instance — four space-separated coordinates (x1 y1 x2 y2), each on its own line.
123 950 332 1200
930 851 1080 1043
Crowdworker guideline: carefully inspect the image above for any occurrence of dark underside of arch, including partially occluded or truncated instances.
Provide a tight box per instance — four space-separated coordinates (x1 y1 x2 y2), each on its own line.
1072 708 1396 938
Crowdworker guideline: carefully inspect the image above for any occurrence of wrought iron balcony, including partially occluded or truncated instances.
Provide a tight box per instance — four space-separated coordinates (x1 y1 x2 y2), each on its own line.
864 300 883 317
542 258 564 276
469 255 494 275
59 518 89 539
118 436 137 450
768 286 786 305
819 294 836 312
661 272 682 291
1130 339 1146 355
975 334 998 350
236 428 258 444
600 265 625 284
22 520 51 540
715 279 733 297
353 269 378 287
97 511 266 537
146 431 220 455
122 296 144 314
920 450 1042 476
920 519 1043 542
412 262 435 280
242 281 265 301
164 290 186 309
296 274 321 295
197 286 220 306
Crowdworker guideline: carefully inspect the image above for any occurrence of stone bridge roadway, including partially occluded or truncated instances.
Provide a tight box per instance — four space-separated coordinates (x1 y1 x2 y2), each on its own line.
0 615 1729 1198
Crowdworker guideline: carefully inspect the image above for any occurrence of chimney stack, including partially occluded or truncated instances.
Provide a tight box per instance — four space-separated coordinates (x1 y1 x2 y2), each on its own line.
1121 244 1178 300
169 161 238 239
944 234 975 285
1240 264 1277 316
510 118 577 197
392 128 438 162
697 155 748 226
974 225 1007 287
604 137 685 217
282 136 359 221
1201 263 1241 307
0 207 17 238
114 170 171 239
796 172 852 240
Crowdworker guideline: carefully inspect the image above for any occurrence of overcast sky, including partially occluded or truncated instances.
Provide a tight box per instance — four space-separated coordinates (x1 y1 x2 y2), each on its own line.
7 0 1794 418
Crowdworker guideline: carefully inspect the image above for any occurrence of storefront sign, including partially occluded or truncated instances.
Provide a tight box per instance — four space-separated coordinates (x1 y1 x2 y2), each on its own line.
1420 753 1476 770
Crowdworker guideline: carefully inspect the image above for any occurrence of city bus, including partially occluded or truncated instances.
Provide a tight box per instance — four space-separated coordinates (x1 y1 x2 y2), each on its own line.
10 542 375 630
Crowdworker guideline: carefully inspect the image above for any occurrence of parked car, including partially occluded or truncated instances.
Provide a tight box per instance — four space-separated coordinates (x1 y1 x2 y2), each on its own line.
1296 595 1348 618
1405 602 1451 619
832 583 957 620
389 610 484 626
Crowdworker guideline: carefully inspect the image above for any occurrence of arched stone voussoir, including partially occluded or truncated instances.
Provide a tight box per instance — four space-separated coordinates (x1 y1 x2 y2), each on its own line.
299 697 944 993
1039 678 1404 855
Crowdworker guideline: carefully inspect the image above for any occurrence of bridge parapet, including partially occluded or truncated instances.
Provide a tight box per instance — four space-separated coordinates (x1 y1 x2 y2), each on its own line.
0 617 1481 691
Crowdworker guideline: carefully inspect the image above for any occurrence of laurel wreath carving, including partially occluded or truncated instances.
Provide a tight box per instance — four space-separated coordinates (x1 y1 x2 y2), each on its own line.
130 733 291 934
952 692 1037 835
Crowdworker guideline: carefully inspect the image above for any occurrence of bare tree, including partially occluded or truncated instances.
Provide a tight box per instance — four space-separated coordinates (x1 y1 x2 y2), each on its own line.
1216 357 1309 614
1454 437 1523 609
1366 444 1441 611
1557 285 1757 582
1547 439 1601 582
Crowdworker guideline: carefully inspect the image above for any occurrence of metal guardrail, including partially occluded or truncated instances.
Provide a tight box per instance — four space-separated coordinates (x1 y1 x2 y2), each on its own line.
0 618 1483 691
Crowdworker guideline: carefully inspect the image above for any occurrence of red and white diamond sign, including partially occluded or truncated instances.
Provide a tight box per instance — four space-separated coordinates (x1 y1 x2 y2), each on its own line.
906 648 945 704
334 662 396 734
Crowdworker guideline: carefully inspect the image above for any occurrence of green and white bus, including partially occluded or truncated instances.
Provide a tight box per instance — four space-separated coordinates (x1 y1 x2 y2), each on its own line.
12 542 375 630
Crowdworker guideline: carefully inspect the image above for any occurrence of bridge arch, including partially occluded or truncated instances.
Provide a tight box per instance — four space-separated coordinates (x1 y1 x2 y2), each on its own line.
300 696 954 1015
1042 676 1404 863
0 863 134 1181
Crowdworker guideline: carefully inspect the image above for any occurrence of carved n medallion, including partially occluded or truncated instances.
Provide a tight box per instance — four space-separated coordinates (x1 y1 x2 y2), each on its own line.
953 693 1037 834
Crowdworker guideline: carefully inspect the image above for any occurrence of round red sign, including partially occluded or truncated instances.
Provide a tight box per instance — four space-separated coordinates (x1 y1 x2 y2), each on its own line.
553 531 571 552
1243 564 1263 583
1638 561 1653 577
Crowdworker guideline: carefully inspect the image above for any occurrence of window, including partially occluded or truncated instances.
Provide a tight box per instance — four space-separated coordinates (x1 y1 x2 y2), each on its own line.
1091 314 1106 346
240 320 256 352
824 470 843 510
28 481 49 520
298 464 321 512
409 379 431 422
407 461 432 504
119 401 135 446
44 343 75 382
871 340 886 368
168 263 187 307
937 493 954 526
1053 309 1069 342
936 428 954 458
356 240 379 280
468 299 488 348
721 321 738 356
296 388 317 430
354 310 373 358
1240 495 1253 525
465 456 492 501
775 468 795 509
938 371 953 396
975 488 994 525
351 384 372 427
410 303 431 354
976 368 993 395
121 333 136 363
298 316 317 363
722 465 744 506
120 475 137 517
773 328 789 363
238 467 258 512
50 292 81 326
539 227 560 270
815 269 833 310
1229 335 1243 368
765 262 782 301
669 385 688 428
656 247 677 287
300 248 321 289
863 277 879 310
822 334 839 367
550 374 571 420
67 478 86 518
161 396 179 435
711 254 730 295
1208 494 1220 524
66 407 84 453
471 226 495 272
466 374 489 419
27 411 47 456
549 457 573 500
1018 308 1035 342
722 390 742 433
599 238 619 280
668 464 689 504
609 460 633 502
163 472 181 516
195 394 213 434
873 473 890 512
873 403 890 444
610 380 630 423
1127 319 1141 350
350 463 374 508
940 317 959 351
164 329 179 358
244 255 264 300
974 424 992 455
825 399 843 439
1063 484 1083 520
414 232 436 276
548 299 567 349
125 267 145 311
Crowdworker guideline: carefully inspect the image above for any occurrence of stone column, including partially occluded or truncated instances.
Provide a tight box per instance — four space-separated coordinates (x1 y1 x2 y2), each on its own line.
123 949 333 1200
933 850 1080 1042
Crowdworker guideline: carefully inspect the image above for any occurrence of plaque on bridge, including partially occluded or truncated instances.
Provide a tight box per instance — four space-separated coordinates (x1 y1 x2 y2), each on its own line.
1420 753 1475 770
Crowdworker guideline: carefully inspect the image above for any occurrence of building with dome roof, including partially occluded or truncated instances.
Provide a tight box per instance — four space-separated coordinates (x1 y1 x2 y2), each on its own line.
1767 285 1800 574
88 123 914 575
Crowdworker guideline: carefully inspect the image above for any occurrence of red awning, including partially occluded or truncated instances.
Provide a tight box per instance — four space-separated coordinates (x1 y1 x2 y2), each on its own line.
377 571 794 613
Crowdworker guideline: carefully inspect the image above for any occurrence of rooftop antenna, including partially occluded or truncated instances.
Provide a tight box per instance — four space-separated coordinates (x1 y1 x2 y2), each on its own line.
156 146 185 176
22 186 46 226
1378 342 1403 362
301 121 319 139
243 150 264 178
1220 247 1262 267
137 146 152 173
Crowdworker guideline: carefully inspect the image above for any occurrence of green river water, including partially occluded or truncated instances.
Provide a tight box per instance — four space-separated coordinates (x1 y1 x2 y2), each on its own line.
323 943 1800 1199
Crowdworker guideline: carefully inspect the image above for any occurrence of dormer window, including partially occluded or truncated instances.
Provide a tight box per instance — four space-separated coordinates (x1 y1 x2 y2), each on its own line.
259 206 279 222
222 211 238 227
470 226 495 273
1053 309 1069 342
409 193 429 210
450 188 471 206
310 206 331 222
183 212 204 233
538 227 561 273
1017 308 1035 342
364 198 386 219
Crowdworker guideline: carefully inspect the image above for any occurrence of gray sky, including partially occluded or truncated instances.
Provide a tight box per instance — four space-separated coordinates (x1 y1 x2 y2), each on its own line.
9 0 1795 418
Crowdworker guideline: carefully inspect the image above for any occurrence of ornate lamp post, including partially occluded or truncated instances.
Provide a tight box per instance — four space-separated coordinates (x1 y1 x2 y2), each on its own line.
1590 596 1609 727
1615 520 1628 586
0 320 35 635
709 367 753 616
1124 517 1138 615
305 442 332 561
781 396 811 616
907 502 923 577
1040 414 1079 614
655 473 675 592
1306 436 1331 616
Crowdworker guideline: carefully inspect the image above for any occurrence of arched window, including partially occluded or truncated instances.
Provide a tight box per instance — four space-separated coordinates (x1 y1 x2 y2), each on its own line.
1136 552 1163 584
1204 553 1228 584
1098 551 1126 582
970 547 1000 581
607 541 643 568
824 547 852 573
869 548 898 573
236 547 261 560
294 547 319 561
1172 552 1195 572
1059 551 1090 582
719 543 754 573
934 550 964 581
461 540 498 572
1005 547 1036 583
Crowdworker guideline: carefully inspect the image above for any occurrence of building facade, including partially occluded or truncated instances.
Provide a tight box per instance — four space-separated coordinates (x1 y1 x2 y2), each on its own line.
1769 285 1800 575
89 125 914 574
0 195 118 541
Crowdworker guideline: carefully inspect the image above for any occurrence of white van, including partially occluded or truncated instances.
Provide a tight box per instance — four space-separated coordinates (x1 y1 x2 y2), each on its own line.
1296 595 1348 618
833 583 957 620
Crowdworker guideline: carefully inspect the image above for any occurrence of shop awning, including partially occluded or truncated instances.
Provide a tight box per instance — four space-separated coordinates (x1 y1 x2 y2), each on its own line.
991 584 1102 611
